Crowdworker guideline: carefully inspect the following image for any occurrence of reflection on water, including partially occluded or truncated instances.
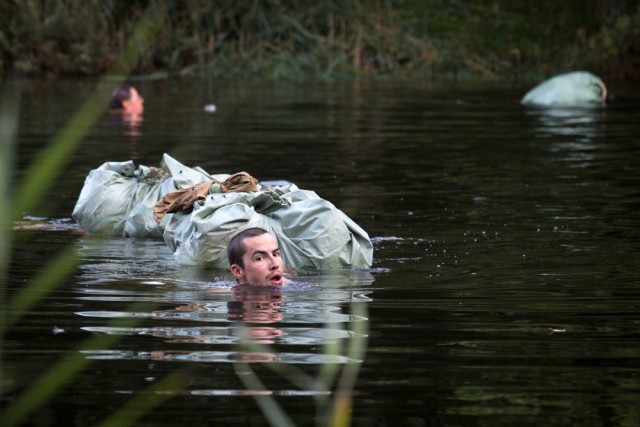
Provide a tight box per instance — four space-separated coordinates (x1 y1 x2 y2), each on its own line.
5 79 640 426
76 275 370 360
525 105 604 138
69 234 371 415
106 110 144 163
524 105 607 175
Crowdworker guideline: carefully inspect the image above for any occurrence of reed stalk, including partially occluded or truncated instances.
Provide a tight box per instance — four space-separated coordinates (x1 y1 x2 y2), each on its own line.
0 5 191 426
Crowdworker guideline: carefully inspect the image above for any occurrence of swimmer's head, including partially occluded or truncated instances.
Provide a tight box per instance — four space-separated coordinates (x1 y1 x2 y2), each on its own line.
227 227 286 286
109 83 144 114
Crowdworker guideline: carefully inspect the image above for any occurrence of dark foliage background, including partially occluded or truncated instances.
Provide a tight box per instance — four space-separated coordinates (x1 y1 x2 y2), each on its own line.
1 1 639 81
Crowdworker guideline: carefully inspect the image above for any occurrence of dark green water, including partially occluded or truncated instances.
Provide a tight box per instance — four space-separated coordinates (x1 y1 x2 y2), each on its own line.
4 78 640 426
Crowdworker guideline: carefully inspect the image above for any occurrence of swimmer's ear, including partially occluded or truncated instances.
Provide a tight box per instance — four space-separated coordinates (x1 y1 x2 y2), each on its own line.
230 264 245 281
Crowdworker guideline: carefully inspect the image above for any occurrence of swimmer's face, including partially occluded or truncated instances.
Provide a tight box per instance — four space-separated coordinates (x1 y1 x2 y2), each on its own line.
122 87 144 114
230 233 286 286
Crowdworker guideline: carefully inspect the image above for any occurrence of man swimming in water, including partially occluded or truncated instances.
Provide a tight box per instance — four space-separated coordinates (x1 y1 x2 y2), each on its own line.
109 83 144 114
227 227 291 286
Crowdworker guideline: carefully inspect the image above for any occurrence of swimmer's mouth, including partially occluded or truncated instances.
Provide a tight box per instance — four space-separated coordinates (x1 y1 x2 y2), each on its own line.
269 273 283 285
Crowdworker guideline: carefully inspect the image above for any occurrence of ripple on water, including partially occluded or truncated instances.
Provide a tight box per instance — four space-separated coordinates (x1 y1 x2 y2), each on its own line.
81 325 359 346
80 349 362 364
74 264 371 372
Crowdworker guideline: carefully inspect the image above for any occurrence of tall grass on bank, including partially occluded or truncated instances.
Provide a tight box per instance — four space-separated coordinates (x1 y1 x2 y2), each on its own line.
3 1 638 81
1 0 439 79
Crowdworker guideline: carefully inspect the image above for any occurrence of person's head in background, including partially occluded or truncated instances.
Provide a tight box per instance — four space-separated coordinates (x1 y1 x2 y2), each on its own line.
227 227 287 286
109 83 144 114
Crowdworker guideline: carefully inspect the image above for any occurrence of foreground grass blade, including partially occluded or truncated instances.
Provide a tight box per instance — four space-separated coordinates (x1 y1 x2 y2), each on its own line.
96 370 189 427
1 5 167 426
234 361 296 427
0 303 150 427
12 5 162 221
5 244 79 326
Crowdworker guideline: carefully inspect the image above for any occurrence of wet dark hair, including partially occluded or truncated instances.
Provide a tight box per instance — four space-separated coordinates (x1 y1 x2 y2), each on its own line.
227 227 270 268
109 83 135 109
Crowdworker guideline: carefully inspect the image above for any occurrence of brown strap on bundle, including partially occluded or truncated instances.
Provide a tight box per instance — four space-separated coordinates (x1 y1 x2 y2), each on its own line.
153 172 258 224
219 172 259 193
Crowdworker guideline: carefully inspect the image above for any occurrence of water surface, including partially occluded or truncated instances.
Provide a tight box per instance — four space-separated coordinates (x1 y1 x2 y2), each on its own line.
5 78 640 426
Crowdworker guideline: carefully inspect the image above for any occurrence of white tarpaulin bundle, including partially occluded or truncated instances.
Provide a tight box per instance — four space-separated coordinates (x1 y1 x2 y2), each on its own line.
163 184 372 269
71 160 171 237
72 154 373 270
72 154 227 237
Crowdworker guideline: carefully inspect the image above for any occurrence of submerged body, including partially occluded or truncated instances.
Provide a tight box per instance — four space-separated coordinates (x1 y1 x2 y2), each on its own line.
521 71 607 106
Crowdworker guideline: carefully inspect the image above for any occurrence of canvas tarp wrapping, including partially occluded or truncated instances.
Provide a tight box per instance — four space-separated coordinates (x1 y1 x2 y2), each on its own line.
72 154 223 237
73 153 373 270
162 184 373 269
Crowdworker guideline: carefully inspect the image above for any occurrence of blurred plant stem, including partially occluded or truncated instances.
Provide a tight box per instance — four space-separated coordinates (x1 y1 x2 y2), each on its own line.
2 1 374 423
0 302 151 426
13 5 162 220
327 300 368 427
0 5 183 427
233 297 369 427
95 370 190 427
4 244 79 327
0 68 20 410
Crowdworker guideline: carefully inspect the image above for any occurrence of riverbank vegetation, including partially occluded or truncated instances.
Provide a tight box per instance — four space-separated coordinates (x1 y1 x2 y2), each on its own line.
1 1 639 81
